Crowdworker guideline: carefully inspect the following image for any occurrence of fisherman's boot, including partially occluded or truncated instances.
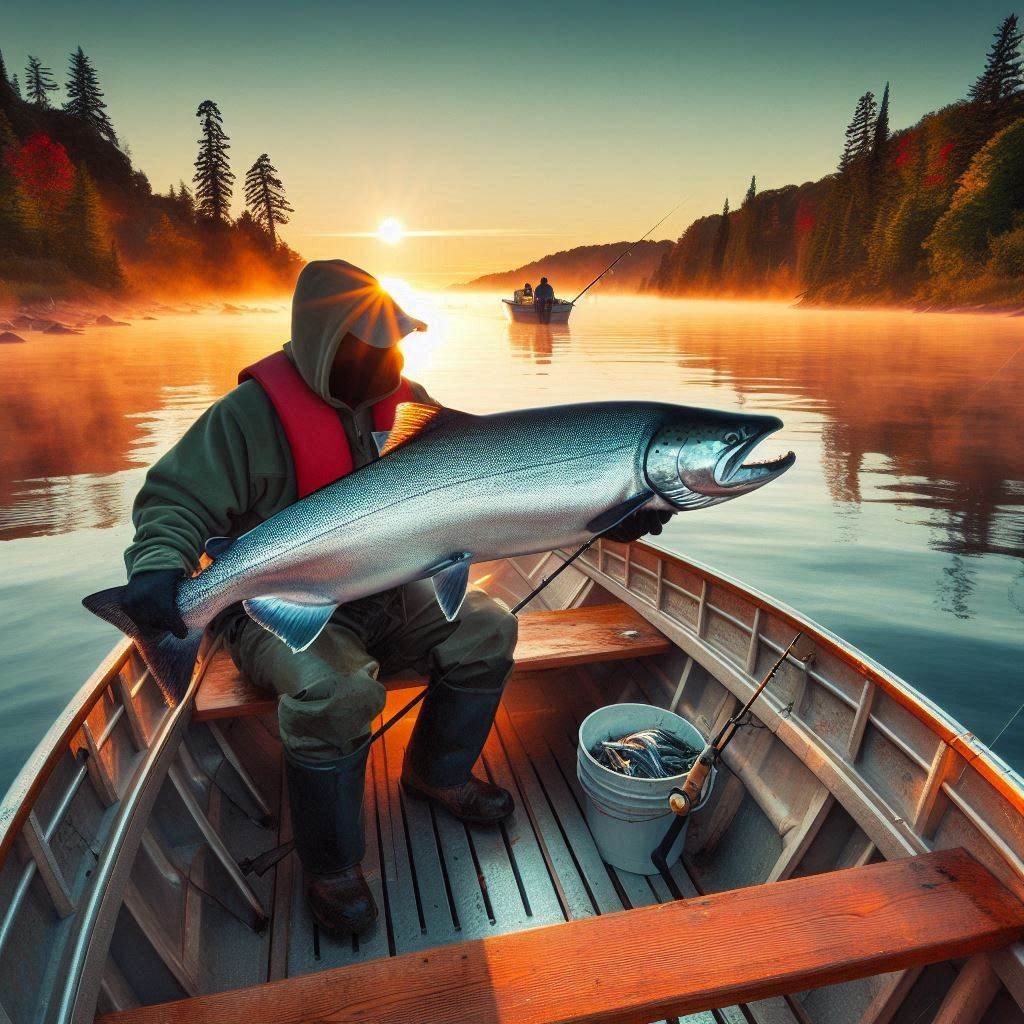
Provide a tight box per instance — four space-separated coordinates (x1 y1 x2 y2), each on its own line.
401 680 514 824
285 743 378 936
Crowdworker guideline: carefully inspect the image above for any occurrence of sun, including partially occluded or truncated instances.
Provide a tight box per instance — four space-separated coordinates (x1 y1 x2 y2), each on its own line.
377 217 405 245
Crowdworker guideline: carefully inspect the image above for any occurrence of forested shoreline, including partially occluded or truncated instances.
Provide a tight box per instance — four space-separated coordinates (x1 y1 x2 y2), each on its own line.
0 45 300 306
650 15 1024 310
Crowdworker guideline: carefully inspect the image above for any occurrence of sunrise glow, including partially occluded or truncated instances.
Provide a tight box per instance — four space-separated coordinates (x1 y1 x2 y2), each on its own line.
377 218 405 245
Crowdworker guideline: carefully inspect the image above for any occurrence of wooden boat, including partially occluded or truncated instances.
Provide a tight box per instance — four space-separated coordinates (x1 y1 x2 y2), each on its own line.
2 539 1023 1024
502 289 573 324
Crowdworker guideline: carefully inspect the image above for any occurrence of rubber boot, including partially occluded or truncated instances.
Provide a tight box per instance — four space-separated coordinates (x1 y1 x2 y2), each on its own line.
285 743 378 936
401 681 514 824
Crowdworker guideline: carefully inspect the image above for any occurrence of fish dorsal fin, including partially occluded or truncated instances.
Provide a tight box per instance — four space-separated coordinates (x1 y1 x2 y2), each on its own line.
428 552 473 620
379 403 452 456
243 597 337 652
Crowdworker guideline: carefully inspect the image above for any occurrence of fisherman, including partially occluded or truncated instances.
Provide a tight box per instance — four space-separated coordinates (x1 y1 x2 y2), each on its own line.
523 282 533 298
534 276 554 322
116 259 668 937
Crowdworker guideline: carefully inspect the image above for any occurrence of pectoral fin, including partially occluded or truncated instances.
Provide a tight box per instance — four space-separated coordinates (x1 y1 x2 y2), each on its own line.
586 490 655 534
429 552 473 620
243 597 337 652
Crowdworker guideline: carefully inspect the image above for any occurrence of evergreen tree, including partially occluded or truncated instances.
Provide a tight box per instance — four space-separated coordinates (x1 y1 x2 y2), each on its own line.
969 14 1023 104
744 176 756 206
11 75 21 100
193 99 234 223
871 82 890 161
64 47 117 145
59 165 111 282
0 109 29 254
25 56 58 107
839 91 877 172
177 180 196 220
243 152 293 245
711 198 730 281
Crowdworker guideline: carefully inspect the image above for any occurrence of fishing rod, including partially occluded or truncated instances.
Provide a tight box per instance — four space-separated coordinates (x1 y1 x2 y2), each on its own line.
652 630 806 879
568 201 684 305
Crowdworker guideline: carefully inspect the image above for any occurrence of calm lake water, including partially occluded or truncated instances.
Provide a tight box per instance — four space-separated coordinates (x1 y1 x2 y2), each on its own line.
0 291 1022 790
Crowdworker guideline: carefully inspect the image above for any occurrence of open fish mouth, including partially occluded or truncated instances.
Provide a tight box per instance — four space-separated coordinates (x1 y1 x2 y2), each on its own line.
714 421 795 490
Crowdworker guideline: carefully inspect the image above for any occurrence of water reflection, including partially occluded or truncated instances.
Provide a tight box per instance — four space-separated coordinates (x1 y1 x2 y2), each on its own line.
506 322 570 367
0 294 1021 784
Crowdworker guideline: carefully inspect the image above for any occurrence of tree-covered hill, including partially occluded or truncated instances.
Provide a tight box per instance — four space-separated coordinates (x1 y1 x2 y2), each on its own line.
0 46 301 304
649 14 1024 310
456 239 672 296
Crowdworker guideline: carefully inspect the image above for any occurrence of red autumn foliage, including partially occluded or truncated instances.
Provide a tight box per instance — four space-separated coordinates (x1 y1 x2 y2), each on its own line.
4 132 75 199
894 133 917 169
795 202 816 235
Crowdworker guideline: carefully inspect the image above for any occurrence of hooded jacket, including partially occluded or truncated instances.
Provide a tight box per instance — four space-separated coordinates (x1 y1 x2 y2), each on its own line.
124 271 433 580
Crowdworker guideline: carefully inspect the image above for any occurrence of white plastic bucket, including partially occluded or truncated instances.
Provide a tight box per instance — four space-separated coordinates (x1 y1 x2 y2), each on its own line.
577 702 715 875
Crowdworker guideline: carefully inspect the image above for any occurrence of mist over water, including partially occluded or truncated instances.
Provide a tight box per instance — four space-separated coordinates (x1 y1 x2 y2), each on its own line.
0 292 1021 789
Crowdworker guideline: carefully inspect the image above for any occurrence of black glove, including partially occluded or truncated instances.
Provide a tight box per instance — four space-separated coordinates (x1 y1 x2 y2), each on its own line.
601 508 674 544
122 569 188 638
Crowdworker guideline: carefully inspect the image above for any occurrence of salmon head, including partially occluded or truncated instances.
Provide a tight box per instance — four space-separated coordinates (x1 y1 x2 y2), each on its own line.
645 409 795 510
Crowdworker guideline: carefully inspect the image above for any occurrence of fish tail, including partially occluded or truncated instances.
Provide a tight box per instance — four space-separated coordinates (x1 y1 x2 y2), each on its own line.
82 586 202 705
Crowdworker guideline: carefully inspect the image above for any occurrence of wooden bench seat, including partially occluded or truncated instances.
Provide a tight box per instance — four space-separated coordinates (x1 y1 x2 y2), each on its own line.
99 848 1024 1024
194 603 670 721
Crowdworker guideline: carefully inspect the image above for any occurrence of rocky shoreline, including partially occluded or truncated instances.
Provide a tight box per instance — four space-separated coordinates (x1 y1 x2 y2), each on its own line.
0 298 287 343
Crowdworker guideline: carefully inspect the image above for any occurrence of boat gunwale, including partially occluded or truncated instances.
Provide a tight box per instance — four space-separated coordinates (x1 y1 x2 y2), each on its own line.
0 637 134 866
584 540 1024 817
1 540 1022 881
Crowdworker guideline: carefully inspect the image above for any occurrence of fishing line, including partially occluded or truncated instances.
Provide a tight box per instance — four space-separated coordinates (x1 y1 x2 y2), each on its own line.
569 200 687 305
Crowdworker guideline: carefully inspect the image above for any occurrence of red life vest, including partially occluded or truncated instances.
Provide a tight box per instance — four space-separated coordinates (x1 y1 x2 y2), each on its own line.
239 350 415 497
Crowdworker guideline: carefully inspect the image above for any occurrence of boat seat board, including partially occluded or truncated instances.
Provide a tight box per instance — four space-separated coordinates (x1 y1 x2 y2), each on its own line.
193 602 670 721
98 848 1024 1024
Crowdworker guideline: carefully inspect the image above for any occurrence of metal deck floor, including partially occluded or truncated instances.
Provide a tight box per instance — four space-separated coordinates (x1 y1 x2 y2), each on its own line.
261 658 737 1024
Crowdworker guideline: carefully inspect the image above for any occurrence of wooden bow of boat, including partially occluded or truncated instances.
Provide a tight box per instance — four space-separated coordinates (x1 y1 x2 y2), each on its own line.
1 540 1023 1024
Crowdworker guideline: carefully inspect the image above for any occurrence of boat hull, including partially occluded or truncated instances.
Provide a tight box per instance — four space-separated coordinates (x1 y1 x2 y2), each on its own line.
502 299 573 324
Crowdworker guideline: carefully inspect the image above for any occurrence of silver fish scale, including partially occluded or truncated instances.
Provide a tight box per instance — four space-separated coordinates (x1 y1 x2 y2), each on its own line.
178 402 673 627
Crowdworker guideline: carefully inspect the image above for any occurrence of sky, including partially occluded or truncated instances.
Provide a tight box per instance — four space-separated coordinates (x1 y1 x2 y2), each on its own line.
4 1 1015 285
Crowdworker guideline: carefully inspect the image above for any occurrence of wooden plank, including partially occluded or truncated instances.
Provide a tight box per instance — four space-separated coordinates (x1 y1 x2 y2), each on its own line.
195 604 669 721
99 849 1024 1024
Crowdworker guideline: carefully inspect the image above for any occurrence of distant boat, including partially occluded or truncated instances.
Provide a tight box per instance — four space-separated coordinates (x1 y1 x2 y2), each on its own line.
502 289 573 324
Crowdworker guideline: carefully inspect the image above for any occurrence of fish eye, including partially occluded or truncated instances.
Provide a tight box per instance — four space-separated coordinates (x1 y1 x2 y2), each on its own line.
723 431 741 446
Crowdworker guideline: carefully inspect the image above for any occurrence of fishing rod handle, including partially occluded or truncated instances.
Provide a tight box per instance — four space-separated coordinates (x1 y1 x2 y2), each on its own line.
668 750 714 815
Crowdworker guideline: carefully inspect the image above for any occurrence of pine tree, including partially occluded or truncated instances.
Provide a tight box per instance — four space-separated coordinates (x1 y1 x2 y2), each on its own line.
872 82 890 161
177 180 195 220
969 14 1023 104
64 47 117 145
193 99 234 223
59 165 110 282
711 198 730 281
0 109 29 254
25 56 58 107
744 176 756 206
839 91 878 172
11 74 21 100
243 152 293 245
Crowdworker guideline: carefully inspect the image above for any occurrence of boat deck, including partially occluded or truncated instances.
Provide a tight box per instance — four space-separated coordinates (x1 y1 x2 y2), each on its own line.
195 655 725 1020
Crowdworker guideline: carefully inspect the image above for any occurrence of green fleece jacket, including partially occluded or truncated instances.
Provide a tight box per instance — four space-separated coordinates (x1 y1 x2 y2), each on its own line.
125 261 433 580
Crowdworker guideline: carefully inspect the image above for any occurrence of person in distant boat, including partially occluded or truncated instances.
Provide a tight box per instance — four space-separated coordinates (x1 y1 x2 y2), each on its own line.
115 260 670 938
534 276 554 322
523 282 533 298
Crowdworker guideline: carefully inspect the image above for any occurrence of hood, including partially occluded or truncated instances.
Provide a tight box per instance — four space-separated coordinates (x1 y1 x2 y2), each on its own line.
284 260 426 406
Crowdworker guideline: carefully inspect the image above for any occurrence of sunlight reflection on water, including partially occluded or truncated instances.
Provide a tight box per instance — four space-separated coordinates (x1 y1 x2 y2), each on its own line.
0 292 1021 786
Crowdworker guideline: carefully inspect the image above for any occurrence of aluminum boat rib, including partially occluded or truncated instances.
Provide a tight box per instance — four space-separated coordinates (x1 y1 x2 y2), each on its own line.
2 539 1023 1024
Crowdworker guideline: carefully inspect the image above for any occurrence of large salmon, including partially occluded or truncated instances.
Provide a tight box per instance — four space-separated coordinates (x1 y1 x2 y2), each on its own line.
83 401 794 702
